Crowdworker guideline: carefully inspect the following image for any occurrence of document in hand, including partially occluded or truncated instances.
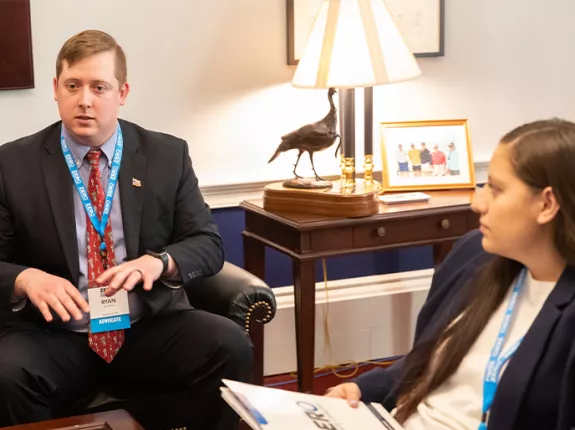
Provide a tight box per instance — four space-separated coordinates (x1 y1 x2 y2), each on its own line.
220 379 404 430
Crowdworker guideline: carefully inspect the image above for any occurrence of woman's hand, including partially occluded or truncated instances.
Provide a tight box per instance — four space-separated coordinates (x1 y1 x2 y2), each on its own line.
324 382 361 408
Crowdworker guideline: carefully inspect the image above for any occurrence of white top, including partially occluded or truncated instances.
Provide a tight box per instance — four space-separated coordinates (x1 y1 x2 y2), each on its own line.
396 150 408 163
401 271 556 430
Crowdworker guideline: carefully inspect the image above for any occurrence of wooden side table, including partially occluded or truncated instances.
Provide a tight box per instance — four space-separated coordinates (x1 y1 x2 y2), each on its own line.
240 190 479 394
0 410 144 430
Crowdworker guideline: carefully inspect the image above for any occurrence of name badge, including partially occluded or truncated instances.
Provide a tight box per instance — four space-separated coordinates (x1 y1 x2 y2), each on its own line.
88 287 131 334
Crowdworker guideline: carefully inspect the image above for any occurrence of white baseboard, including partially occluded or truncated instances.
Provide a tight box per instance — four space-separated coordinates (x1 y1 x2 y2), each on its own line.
262 269 434 377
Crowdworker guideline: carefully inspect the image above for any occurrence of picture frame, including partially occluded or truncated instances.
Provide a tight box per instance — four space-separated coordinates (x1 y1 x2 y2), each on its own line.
379 119 476 193
286 0 445 65
0 0 35 90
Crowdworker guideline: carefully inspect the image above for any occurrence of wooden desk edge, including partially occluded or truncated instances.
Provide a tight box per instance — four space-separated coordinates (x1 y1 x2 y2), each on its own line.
240 199 474 231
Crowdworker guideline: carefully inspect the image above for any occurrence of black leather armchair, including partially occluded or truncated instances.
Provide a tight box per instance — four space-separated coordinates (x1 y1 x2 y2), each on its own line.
184 261 276 386
76 261 276 427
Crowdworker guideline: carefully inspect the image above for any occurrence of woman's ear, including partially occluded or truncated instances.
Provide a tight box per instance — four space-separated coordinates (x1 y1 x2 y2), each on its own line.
537 186 560 225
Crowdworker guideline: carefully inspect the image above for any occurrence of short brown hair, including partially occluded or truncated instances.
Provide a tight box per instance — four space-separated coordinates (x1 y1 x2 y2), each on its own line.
56 30 127 86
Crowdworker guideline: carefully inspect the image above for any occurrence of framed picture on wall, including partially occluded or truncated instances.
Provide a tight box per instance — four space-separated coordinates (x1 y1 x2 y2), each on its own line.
0 0 34 90
379 119 476 193
286 0 445 65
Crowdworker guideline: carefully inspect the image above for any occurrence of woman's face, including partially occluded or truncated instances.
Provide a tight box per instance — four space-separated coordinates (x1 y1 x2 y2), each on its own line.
472 144 553 260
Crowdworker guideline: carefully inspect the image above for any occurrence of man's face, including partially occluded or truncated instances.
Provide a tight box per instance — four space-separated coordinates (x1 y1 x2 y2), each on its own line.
53 50 129 147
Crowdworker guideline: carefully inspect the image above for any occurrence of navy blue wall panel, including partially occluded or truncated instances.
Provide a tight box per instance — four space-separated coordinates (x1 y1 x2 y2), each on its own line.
211 207 434 288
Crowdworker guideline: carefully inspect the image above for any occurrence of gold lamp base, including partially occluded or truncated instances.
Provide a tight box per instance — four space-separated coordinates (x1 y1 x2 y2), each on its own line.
263 178 380 218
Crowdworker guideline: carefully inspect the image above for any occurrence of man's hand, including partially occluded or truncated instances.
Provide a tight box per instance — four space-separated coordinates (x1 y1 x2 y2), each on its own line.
96 255 164 296
14 268 90 322
324 382 362 407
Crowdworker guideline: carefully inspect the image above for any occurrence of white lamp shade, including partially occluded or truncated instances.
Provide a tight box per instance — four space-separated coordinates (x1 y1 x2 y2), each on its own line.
292 0 422 89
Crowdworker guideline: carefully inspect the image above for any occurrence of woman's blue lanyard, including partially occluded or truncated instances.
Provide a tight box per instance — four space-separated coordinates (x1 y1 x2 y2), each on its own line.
479 268 527 430
60 124 123 254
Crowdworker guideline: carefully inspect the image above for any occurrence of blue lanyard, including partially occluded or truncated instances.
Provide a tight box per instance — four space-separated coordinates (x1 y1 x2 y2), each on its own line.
479 268 527 430
60 125 123 252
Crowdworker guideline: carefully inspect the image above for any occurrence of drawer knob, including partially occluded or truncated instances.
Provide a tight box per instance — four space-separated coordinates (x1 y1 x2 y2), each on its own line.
441 219 450 229
377 227 386 237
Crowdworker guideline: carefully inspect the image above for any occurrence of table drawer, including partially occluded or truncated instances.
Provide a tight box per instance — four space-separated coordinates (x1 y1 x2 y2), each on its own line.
353 212 469 248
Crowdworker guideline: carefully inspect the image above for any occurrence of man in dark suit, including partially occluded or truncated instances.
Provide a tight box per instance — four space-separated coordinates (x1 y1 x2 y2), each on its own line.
0 30 252 430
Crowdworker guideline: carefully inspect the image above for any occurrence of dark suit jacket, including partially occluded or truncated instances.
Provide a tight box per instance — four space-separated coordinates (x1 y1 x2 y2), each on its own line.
356 229 575 430
0 119 224 325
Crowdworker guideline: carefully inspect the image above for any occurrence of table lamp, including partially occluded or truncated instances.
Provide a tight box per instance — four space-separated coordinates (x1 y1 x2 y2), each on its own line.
292 0 422 190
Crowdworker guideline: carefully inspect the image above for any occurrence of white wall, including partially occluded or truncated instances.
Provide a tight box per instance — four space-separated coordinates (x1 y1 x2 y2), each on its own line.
263 270 432 376
2 0 575 187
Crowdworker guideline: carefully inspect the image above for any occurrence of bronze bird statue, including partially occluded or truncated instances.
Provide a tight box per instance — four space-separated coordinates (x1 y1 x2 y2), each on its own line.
268 87 340 181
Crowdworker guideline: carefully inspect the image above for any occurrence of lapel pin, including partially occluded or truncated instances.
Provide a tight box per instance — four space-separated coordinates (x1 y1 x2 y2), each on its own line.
132 178 142 187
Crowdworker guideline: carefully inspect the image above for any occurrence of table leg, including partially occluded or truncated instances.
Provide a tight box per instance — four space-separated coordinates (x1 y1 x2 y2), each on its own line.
293 260 316 393
243 235 266 385
433 241 454 267
243 235 265 280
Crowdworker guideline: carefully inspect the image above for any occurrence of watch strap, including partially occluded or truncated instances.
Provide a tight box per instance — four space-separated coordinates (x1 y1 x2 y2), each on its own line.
147 250 169 274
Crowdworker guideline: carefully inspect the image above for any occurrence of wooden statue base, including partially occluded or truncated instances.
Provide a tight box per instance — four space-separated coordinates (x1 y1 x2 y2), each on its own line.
263 179 380 218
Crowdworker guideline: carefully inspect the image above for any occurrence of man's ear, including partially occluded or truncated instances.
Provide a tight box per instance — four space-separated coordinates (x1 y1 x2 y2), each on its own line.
537 186 560 225
53 77 58 101
119 82 130 106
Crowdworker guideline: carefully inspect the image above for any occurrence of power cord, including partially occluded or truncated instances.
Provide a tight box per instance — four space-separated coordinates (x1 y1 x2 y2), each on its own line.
289 258 397 381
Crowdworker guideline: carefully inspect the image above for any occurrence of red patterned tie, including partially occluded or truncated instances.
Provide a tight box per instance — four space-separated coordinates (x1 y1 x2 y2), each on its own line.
86 148 124 363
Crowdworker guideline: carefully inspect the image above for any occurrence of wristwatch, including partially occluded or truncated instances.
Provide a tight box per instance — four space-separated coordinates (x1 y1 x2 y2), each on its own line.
146 247 169 275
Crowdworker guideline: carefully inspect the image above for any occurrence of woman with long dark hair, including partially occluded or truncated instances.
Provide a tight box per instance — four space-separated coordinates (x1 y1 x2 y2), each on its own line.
326 118 575 430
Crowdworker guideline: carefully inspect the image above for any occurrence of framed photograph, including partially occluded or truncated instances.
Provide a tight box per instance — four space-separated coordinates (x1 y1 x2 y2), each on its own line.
379 119 476 193
0 0 34 90
286 0 445 65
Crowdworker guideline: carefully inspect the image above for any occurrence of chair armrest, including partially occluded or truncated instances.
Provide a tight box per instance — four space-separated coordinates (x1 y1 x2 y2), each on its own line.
183 261 277 330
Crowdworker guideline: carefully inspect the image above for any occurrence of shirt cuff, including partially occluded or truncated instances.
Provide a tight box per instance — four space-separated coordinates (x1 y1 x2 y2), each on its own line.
10 293 27 312
160 278 182 289
160 266 182 289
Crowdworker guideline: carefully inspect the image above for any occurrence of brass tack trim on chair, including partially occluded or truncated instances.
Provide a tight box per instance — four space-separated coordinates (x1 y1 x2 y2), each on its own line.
243 301 274 332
